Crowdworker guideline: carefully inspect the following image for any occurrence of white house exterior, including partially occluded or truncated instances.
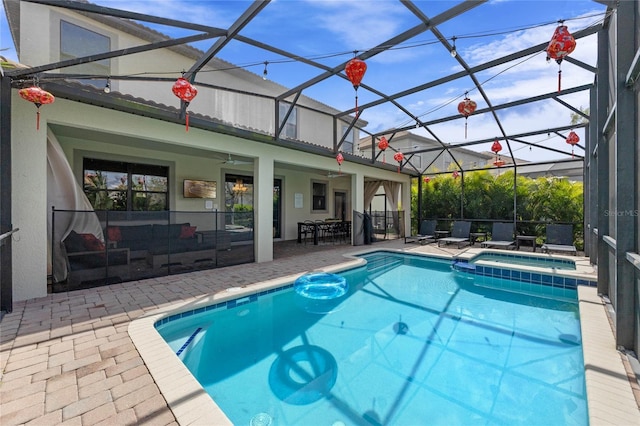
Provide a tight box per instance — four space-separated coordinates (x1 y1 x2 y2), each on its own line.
2 0 411 303
359 130 494 174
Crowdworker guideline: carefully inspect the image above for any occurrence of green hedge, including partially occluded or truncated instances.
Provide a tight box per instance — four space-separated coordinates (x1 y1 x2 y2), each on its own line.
412 170 584 249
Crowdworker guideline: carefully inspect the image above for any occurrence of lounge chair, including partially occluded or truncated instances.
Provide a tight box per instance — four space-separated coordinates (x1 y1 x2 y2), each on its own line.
480 222 515 249
405 220 436 244
541 224 577 255
437 221 471 248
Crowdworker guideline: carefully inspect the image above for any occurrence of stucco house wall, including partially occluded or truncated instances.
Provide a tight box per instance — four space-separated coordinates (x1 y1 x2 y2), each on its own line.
17 1 359 149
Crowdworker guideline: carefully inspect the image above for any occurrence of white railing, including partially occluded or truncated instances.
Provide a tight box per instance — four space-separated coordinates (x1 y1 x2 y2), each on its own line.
0 228 19 246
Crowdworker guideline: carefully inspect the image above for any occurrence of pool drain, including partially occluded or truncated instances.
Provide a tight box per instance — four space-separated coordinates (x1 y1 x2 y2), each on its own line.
250 412 272 426
394 315 409 335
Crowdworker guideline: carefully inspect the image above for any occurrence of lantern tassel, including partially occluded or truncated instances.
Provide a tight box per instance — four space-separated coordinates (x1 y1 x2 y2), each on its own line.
36 108 40 130
464 119 468 139
558 68 562 93
183 101 191 132
355 94 359 117
382 153 386 164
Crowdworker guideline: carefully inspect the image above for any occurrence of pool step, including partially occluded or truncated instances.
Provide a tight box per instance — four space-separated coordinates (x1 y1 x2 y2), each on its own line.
365 255 404 274
452 259 476 273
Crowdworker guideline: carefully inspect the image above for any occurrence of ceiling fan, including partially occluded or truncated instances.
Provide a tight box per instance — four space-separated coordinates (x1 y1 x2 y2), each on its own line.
221 154 252 165
326 171 344 178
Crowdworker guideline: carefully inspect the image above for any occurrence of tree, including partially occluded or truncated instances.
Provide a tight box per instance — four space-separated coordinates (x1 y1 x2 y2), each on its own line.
570 106 589 125
412 171 584 248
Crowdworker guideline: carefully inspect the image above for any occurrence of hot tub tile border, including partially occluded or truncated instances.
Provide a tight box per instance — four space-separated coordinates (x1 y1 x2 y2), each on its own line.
463 263 597 289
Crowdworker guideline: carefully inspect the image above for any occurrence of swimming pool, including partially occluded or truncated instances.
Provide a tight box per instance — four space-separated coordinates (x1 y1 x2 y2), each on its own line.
155 252 587 425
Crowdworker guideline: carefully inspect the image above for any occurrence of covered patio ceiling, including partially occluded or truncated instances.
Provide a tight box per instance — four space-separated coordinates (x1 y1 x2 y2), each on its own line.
4 0 615 176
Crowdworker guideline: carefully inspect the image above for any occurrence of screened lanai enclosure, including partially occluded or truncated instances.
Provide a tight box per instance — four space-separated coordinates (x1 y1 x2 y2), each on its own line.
1 0 639 354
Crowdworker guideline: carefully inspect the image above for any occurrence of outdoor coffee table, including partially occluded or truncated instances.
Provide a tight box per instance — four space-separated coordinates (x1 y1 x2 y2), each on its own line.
470 232 487 245
516 235 537 252
435 230 450 240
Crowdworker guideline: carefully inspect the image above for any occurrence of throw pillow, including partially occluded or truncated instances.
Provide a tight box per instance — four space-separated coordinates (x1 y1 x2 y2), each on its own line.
80 234 106 252
64 230 86 253
107 226 122 242
179 225 197 239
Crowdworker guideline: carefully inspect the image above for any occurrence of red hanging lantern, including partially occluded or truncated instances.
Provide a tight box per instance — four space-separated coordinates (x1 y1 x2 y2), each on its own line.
452 170 460 179
423 176 430 184
546 24 576 92
19 86 55 130
172 77 198 131
393 151 404 173
566 130 580 158
377 136 389 163
336 152 344 174
491 138 503 164
345 57 367 116
457 95 477 138
491 139 502 155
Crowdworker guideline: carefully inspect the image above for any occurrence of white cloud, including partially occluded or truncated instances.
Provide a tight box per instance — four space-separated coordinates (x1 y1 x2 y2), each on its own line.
301 0 409 51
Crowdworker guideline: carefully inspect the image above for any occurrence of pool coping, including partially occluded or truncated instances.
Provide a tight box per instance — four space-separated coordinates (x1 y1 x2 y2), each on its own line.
129 250 639 425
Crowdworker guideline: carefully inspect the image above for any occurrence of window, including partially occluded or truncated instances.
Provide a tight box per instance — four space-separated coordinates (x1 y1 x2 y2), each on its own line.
224 174 254 229
83 159 168 211
341 125 354 154
312 181 327 211
278 103 297 139
224 174 253 211
60 20 110 87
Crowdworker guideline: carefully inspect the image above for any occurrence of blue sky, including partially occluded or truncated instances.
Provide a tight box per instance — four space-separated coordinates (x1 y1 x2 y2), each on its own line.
1 1 608 161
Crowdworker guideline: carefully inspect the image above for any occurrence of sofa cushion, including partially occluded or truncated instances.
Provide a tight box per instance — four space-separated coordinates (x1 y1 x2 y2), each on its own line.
67 250 128 270
119 225 153 242
179 225 197 239
149 241 213 255
107 226 122 242
152 223 187 241
81 234 106 252
64 231 86 253
64 231 105 253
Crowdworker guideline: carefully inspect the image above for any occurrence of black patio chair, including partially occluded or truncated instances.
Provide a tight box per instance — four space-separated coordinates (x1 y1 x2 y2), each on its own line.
481 222 515 249
301 220 316 245
437 221 472 248
405 220 436 244
541 224 577 255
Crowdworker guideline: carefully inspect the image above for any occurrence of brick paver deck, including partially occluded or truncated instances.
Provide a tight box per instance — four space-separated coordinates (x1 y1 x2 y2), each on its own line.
1 240 638 425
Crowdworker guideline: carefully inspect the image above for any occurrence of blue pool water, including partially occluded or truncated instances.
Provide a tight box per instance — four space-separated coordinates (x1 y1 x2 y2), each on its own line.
470 252 576 270
156 253 587 426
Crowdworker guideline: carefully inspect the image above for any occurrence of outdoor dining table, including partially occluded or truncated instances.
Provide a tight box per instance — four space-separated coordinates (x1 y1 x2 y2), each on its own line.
297 220 351 245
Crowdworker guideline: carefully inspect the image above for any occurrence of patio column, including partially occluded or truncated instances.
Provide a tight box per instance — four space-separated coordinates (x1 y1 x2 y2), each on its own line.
351 172 365 244
351 172 365 214
613 0 637 349
11 90 49 301
254 155 274 263
402 180 411 239
1 75 12 312
595 24 610 297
